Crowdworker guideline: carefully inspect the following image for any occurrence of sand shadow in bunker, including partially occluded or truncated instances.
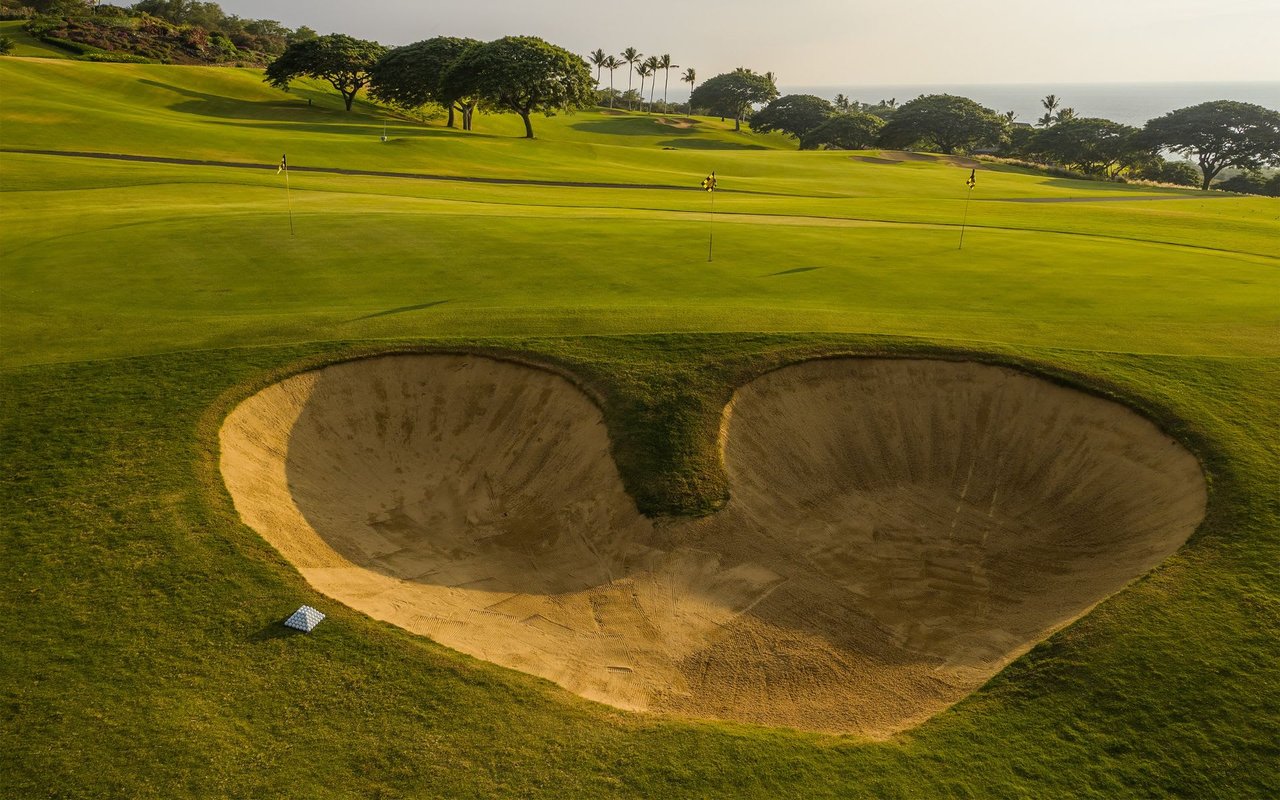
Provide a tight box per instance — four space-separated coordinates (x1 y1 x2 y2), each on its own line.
220 353 1205 736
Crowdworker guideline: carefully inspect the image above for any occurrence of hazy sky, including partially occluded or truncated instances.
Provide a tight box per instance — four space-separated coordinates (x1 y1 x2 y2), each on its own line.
213 0 1279 86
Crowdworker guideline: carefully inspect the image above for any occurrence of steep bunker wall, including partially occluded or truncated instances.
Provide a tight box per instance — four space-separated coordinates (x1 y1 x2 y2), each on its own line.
220 354 1205 737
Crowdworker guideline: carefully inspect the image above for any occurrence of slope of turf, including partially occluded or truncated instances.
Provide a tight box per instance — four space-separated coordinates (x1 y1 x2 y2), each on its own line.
0 21 76 59
2 57 1278 798
2 337 1278 798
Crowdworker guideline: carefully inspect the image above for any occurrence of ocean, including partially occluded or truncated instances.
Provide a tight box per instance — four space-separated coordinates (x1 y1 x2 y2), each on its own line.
776 82 1280 127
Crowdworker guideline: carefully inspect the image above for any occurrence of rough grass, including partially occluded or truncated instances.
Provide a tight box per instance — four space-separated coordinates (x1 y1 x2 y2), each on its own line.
2 336 1278 798
2 57 1278 798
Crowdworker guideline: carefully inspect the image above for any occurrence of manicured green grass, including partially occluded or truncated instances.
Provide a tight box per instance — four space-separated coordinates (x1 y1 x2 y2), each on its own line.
2 337 1278 798
0 21 75 59
1 57 1278 798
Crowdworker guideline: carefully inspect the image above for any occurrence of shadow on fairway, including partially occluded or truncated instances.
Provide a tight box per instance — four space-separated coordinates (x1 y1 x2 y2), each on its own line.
135 78 443 139
657 138 768 151
349 300 450 322
766 266 822 277
570 118 696 137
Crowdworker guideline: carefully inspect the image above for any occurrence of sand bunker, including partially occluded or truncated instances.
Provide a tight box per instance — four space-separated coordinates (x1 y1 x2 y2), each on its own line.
220 354 1205 736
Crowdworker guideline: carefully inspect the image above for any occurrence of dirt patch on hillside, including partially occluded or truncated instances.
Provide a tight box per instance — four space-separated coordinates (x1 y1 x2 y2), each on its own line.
220 355 1205 737
655 117 697 128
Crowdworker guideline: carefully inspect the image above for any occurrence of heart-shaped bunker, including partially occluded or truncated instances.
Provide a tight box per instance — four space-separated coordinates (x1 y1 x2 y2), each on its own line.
219 354 1205 737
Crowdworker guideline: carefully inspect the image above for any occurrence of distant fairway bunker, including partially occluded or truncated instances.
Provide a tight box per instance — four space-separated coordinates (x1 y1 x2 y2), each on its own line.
219 353 1206 737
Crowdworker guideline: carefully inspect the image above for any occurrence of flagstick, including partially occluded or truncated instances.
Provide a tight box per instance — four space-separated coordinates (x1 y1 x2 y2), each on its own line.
957 183 973 250
707 183 715 262
283 160 295 237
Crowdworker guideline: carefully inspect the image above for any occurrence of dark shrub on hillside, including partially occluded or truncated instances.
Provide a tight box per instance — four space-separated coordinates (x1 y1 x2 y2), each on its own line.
1216 171 1277 196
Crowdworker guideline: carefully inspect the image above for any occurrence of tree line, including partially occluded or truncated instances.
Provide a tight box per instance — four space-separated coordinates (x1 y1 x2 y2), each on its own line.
267 33 597 139
745 91 1280 190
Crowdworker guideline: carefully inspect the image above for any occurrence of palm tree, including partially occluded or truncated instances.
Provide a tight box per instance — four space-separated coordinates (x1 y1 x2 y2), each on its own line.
643 56 661 113
658 54 678 109
1040 93 1060 127
1004 110 1017 122
588 49 607 88
603 55 621 109
681 67 696 111
637 62 653 112
620 47 641 110
834 93 850 111
1055 107 1076 124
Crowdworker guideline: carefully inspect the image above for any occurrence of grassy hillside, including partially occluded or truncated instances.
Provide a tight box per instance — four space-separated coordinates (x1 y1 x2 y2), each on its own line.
1 57 1278 798
0 19 75 58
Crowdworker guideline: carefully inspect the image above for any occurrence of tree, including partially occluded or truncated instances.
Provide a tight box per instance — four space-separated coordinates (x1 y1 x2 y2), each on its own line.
680 67 696 108
687 68 778 131
1055 106 1077 124
659 53 677 108
750 94 833 145
1216 170 1269 195
1039 93 1060 128
1145 160 1202 187
0 36 13 56
603 55 622 108
369 36 480 128
636 61 652 112
1142 101 1280 190
620 47 641 110
877 94 1007 154
448 35 593 139
1029 117 1143 177
833 93 851 112
587 48 607 87
800 112 885 150
265 34 386 111
643 55 661 112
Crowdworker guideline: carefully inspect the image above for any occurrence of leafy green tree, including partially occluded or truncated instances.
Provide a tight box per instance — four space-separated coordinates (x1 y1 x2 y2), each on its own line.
287 26 317 45
800 111 885 150
750 94 833 145
687 68 778 131
265 34 386 111
0 35 14 55
1216 170 1270 195
1029 117 1143 177
447 35 593 139
1142 101 1280 190
620 47 641 110
877 94 1007 154
1148 161 1202 187
370 36 480 128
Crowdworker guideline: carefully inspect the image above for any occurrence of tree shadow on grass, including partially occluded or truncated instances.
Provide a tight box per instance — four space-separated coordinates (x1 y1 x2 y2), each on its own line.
348 300 450 322
135 78 447 139
657 139 768 151
765 266 822 277
570 118 697 137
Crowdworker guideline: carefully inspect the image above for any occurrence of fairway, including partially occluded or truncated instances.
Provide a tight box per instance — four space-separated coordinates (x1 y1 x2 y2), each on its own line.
2 53 1279 799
